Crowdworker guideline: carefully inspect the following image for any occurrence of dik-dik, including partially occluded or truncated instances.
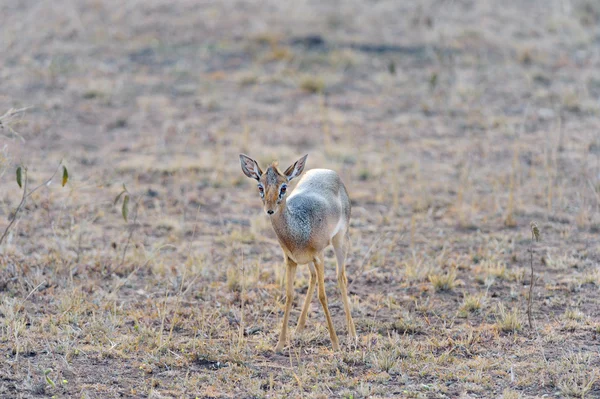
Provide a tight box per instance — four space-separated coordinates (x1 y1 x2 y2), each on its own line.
239 154 357 351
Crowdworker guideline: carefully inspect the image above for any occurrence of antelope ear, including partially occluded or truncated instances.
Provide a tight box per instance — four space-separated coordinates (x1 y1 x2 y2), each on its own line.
284 154 308 181
239 154 263 181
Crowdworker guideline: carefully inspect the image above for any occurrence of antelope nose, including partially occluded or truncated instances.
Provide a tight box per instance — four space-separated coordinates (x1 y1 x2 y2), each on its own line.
267 210 274 215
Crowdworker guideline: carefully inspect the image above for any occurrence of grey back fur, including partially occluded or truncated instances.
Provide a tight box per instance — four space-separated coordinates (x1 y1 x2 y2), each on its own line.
271 169 350 264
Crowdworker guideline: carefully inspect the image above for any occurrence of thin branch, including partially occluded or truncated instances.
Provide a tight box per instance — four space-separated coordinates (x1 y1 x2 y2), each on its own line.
528 222 540 330
23 280 47 303
0 169 28 246
0 162 63 247
0 107 31 122
528 237 534 329
119 198 141 267
25 163 63 199
0 107 31 142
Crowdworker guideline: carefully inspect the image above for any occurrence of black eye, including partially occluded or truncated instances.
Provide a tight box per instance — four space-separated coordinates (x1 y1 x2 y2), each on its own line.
280 185 287 194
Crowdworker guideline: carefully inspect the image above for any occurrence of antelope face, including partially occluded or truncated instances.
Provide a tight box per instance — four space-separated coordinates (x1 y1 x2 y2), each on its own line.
258 165 288 216
239 153 308 217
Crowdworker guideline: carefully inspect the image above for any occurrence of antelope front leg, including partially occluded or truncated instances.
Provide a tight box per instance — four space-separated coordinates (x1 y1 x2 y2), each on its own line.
275 259 297 352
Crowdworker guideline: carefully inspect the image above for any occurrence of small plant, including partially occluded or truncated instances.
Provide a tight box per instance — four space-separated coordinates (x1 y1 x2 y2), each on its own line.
371 344 401 373
372 349 399 373
527 221 540 329
0 107 30 141
226 266 241 292
299 76 325 94
496 303 522 333
460 293 484 314
392 313 423 335
114 183 132 222
484 260 507 280
563 308 585 322
44 369 56 388
403 252 430 283
428 268 457 292
368 333 404 373
581 270 600 285
0 162 69 247
114 184 140 266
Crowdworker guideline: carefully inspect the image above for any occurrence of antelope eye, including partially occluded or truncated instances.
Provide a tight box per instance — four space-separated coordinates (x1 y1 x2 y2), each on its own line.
280 185 287 193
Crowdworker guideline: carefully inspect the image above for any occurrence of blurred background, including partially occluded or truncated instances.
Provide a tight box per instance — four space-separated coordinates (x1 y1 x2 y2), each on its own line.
1 0 600 397
2 0 599 251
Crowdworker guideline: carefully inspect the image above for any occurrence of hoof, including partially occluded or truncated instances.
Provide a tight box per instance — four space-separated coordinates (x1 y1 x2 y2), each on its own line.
274 342 286 353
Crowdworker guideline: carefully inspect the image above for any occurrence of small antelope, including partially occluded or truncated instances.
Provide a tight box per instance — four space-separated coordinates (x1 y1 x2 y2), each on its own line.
239 154 357 352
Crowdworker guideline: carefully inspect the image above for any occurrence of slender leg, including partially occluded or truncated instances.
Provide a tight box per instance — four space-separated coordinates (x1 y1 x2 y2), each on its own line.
314 253 340 351
275 258 297 352
296 261 317 333
333 232 357 340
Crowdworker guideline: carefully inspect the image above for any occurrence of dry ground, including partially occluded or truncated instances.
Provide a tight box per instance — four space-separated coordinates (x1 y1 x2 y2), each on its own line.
1 0 600 398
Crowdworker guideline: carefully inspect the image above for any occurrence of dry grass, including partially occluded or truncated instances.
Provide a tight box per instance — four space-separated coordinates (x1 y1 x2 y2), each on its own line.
552 353 599 398
460 293 485 314
496 303 523 333
299 76 326 94
428 268 457 292
1 0 600 398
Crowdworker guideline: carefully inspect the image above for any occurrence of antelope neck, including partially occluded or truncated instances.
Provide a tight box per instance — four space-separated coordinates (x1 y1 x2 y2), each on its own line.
269 198 288 230
269 198 295 249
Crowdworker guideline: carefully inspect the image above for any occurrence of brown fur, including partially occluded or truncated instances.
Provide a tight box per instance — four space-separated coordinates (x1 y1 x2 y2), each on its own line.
260 164 286 214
